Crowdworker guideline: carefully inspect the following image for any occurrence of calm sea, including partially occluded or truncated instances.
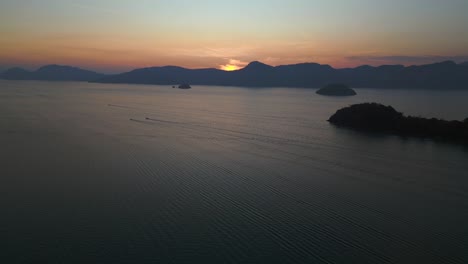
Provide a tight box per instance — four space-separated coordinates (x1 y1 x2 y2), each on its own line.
1 80 468 263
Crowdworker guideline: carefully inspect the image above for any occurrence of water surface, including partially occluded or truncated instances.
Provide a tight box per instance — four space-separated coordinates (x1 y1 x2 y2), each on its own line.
1 80 468 263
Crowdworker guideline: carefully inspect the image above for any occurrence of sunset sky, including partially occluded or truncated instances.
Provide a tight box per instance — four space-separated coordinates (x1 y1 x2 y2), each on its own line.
1 0 468 73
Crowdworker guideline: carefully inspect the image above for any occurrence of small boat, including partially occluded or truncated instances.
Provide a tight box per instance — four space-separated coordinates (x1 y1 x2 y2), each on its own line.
178 84 191 89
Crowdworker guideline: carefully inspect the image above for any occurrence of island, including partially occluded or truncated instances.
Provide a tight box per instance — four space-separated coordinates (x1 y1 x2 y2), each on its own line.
178 84 191 89
316 84 356 96
328 103 468 142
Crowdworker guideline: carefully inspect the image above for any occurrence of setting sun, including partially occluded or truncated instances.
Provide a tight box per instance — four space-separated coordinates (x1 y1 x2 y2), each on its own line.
220 64 241 71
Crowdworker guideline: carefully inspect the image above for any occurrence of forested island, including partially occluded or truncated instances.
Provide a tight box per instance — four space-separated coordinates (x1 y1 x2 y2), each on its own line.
316 84 356 96
328 103 468 142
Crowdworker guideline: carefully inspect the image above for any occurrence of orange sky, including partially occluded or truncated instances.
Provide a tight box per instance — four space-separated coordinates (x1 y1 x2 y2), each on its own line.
1 1 468 73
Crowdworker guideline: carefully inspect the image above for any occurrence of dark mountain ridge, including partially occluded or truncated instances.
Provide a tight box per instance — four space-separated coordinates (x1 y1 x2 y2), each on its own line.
1 67 33 80
1 65 105 81
93 60 468 89
2 61 468 89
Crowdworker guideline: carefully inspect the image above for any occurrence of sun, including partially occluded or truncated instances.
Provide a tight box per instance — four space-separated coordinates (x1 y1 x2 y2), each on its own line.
220 64 241 71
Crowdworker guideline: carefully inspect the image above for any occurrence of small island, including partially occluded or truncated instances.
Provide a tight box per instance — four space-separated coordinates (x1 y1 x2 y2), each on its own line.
178 84 191 89
328 103 468 142
316 84 356 96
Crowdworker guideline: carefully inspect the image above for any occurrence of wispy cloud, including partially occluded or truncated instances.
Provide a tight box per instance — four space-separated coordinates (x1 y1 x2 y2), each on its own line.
172 46 255 59
219 59 249 71
346 55 468 65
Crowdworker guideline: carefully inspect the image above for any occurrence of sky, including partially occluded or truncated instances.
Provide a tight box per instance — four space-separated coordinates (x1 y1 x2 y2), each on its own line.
1 0 468 73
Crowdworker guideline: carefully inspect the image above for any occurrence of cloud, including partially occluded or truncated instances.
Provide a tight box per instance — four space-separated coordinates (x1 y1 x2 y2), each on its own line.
172 46 255 59
345 55 468 66
219 59 249 71
59 46 139 56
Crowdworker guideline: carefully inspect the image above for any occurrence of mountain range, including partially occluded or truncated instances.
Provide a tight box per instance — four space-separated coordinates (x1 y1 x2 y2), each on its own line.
2 61 468 89
0 65 105 82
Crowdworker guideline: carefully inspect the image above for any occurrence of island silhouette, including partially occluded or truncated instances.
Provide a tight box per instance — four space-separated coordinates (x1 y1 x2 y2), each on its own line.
2 61 468 89
178 84 191 89
316 84 356 96
328 103 468 142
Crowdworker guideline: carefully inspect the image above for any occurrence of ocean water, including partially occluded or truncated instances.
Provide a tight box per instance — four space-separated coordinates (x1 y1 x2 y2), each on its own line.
1 80 468 263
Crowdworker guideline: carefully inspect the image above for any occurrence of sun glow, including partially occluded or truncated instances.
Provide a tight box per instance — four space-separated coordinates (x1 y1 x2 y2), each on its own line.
220 64 241 71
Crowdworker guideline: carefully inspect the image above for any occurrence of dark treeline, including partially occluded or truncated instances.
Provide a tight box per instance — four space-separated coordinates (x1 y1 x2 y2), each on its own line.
328 103 468 142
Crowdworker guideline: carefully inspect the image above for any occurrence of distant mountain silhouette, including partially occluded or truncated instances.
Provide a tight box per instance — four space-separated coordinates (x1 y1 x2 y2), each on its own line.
1 67 33 80
460 62 468 66
93 60 468 89
3 61 468 89
1 65 105 81
91 66 226 85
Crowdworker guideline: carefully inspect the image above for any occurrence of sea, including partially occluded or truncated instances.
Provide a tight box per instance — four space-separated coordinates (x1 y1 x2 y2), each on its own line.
1 80 468 263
